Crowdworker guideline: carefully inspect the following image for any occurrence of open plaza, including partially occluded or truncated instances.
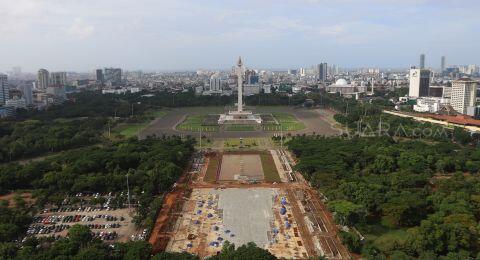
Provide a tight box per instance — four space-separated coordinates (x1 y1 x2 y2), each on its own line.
149 145 351 259
165 188 309 259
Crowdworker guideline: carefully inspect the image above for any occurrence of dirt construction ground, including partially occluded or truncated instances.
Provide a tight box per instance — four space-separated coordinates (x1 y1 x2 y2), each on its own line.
219 154 264 181
149 148 351 259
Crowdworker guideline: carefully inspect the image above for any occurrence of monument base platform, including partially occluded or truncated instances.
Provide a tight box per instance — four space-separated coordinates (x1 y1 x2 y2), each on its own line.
218 111 263 124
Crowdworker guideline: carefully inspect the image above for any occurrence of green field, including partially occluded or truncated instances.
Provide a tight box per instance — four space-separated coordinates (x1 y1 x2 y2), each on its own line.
224 138 259 148
260 152 281 182
111 110 167 138
176 115 219 132
204 155 219 182
113 123 148 138
225 124 256 131
263 113 305 131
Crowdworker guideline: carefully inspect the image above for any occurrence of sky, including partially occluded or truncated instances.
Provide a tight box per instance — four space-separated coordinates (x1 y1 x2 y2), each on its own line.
0 0 479 72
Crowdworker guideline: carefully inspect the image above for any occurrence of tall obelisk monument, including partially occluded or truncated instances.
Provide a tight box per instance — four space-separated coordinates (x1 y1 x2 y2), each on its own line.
237 56 243 112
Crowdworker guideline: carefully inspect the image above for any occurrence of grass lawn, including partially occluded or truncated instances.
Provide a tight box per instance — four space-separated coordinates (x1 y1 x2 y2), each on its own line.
204 155 219 182
114 123 148 138
224 138 259 148
260 152 281 182
111 109 167 139
263 113 305 131
225 124 256 131
176 115 219 132
146 110 167 118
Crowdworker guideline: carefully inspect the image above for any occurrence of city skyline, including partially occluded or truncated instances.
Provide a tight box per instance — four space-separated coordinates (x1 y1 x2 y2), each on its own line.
1 0 479 72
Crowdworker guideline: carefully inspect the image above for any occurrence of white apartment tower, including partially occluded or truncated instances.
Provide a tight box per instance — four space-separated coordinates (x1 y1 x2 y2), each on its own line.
50 72 67 87
37 69 49 89
209 74 222 91
451 78 477 114
409 68 430 97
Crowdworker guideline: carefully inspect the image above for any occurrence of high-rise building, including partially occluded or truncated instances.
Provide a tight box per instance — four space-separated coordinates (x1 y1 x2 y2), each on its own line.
317 63 327 82
96 69 104 83
247 74 259 85
37 69 49 90
451 78 477 114
104 68 122 86
244 70 257 84
0 74 9 105
50 72 67 87
46 86 66 100
209 73 222 91
420 54 426 69
300 68 306 77
19 84 33 105
441 56 446 72
287 69 297 75
408 68 430 97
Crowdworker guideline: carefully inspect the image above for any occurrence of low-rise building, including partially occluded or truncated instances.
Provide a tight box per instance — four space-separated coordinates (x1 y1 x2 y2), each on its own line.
413 97 450 113
243 84 260 96
5 97 27 109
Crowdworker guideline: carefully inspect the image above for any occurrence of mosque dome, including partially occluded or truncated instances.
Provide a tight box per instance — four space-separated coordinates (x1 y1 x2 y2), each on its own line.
335 78 348 85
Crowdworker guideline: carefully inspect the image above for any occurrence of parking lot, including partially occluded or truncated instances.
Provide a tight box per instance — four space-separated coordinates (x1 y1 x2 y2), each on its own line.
25 192 145 243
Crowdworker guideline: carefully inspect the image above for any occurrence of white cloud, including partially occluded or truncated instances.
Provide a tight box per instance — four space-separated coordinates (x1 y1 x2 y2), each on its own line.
66 18 94 39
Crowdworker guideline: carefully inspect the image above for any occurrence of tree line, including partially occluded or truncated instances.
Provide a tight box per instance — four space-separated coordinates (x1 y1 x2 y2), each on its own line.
0 118 106 163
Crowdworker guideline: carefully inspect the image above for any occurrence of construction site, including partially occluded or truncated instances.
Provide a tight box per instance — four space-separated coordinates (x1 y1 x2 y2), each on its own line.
148 149 351 259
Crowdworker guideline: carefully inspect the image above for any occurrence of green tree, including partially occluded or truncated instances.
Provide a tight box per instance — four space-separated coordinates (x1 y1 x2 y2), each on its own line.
339 231 362 253
152 251 199 260
209 241 276 260
68 225 92 245
117 241 152 260
327 200 366 226
73 245 108 260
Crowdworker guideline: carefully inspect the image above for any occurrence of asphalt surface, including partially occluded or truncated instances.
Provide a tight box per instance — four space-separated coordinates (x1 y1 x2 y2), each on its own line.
139 106 341 139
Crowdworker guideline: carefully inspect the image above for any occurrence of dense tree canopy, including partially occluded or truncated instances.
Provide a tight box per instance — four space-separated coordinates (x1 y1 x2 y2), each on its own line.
0 118 106 162
288 135 480 258
209 241 277 260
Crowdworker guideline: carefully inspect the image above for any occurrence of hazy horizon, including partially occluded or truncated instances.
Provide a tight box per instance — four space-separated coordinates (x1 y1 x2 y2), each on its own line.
1 0 479 72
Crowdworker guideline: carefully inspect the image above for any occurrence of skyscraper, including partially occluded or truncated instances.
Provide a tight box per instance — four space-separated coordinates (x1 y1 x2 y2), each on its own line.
441 56 446 72
451 78 477 114
96 69 104 83
20 84 33 105
104 68 122 86
408 68 430 97
209 73 222 91
37 69 49 89
420 54 425 69
317 63 327 82
50 72 67 87
0 74 9 105
247 74 259 85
